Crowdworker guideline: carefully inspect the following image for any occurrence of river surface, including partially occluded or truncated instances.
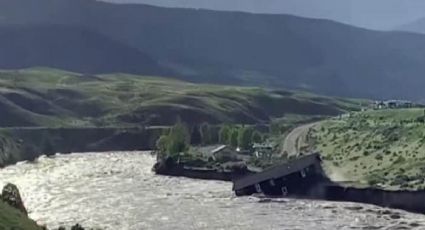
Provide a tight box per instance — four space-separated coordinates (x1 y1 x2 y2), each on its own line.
0 151 424 230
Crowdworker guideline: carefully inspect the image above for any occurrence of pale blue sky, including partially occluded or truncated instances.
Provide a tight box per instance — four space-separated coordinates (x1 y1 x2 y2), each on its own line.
103 0 425 30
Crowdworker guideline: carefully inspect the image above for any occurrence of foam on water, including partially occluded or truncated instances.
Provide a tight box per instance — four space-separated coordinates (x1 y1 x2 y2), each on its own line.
0 151 424 230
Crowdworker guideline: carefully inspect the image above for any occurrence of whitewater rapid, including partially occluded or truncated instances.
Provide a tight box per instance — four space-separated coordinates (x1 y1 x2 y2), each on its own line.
0 151 424 229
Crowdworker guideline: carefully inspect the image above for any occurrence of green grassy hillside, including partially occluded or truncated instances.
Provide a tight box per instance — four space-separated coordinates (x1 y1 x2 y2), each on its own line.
0 68 364 128
311 108 425 190
0 201 42 230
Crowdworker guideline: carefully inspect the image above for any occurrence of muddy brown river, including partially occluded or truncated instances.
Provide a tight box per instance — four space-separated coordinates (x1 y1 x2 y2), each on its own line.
0 151 424 229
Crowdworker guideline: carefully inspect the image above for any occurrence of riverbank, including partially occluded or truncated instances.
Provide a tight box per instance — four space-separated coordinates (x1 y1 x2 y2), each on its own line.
150 113 425 215
153 157 254 181
0 126 165 167
229 153 425 215
152 151 425 215
0 182 93 230
0 183 43 229
311 108 425 189
0 200 42 230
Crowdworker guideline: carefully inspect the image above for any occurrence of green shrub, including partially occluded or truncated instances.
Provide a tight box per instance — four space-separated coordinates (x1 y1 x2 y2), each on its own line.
368 177 381 186
156 122 190 158
349 156 360 161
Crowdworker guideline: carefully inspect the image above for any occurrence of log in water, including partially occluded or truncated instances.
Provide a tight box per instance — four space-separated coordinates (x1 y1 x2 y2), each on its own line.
0 151 424 230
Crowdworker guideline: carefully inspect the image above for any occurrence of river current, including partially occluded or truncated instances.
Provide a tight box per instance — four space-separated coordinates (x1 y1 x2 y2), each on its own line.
0 151 424 230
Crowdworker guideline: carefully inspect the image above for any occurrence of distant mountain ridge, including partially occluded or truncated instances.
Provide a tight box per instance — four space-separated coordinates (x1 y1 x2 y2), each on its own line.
397 18 425 34
2 0 425 100
0 24 165 75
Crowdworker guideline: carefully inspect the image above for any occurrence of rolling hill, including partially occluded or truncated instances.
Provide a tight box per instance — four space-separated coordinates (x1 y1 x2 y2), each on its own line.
2 0 425 100
0 68 364 128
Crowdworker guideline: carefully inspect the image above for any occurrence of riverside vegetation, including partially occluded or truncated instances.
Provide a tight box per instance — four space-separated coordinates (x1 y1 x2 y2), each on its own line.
161 105 425 192
154 116 329 174
154 122 274 172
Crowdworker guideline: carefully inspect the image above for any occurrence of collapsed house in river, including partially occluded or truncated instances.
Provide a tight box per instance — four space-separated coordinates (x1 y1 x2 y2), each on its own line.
233 153 425 214
233 153 329 197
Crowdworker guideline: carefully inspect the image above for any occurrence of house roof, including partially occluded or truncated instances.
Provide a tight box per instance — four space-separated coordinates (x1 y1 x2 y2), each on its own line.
212 145 227 154
193 145 228 157
232 153 321 191
252 143 273 149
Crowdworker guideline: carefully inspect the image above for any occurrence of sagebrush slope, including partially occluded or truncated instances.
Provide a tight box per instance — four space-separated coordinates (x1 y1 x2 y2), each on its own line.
312 109 425 190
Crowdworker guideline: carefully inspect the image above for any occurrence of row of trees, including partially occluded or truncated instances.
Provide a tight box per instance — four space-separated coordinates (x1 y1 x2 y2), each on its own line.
156 122 265 158
190 123 218 146
191 122 264 149
218 125 263 149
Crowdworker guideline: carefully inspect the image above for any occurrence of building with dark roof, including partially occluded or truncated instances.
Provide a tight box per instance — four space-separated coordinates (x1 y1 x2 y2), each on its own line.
233 153 330 196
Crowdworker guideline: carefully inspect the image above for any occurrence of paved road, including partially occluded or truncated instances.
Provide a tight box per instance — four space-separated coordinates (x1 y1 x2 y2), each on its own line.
281 122 320 157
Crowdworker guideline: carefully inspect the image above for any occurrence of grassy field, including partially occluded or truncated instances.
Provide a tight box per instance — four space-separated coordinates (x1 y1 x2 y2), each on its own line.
311 108 425 190
0 201 42 230
0 68 365 128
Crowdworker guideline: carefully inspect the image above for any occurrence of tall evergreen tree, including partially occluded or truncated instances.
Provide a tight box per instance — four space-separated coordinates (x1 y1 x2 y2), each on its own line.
229 129 239 148
219 125 232 144
190 125 202 145
251 131 263 143
200 122 211 145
